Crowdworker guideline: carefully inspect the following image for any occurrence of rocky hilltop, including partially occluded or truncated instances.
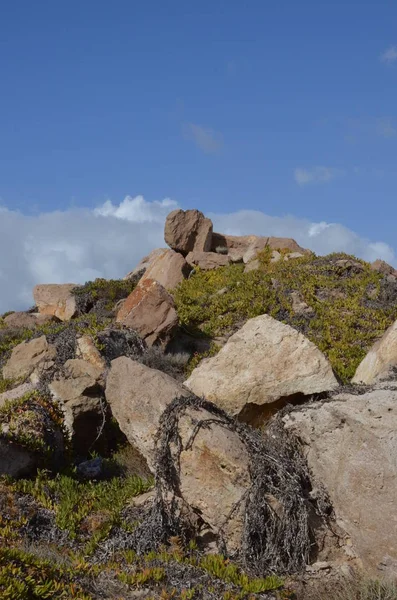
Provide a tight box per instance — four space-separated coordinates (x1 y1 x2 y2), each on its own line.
1 209 397 599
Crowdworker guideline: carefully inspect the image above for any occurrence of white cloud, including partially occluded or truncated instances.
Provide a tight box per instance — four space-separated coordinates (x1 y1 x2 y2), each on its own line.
0 198 395 314
380 46 397 64
294 166 344 185
183 123 223 154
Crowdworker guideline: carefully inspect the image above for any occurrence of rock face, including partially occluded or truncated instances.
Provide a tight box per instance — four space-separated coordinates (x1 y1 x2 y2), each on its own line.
124 248 168 280
0 382 36 408
283 385 397 576
185 315 338 425
164 209 213 255
158 402 251 552
2 336 57 381
105 357 189 470
211 233 308 263
186 251 231 270
371 259 397 278
76 335 107 371
116 279 178 347
139 249 191 290
3 312 55 329
49 358 105 454
33 283 80 321
352 319 397 384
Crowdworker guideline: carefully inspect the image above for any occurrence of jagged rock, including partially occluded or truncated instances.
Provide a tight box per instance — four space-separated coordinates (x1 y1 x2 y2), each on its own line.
139 249 191 290
33 283 80 321
116 279 178 347
164 209 213 255
371 259 397 278
49 358 105 454
158 403 251 552
185 314 338 426
352 319 397 384
282 386 397 576
76 335 107 371
124 248 168 280
186 251 231 270
0 394 65 477
105 357 189 470
211 233 308 263
2 336 57 381
3 311 56 329
0 382 36 408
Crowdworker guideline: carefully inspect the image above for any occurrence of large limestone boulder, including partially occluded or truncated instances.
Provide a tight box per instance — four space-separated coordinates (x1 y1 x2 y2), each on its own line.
49 358 105 455
282 385 397 576
2 336 57 381
116 279 178 347
211 233 308 263
33 283 80 321
164 209 213 255
3 311 55 329
105 357 189 470
185 314 338 425
186 251 231 270
353 320 397 384
139 249 191 290
157 401 251 552
124 248 168 280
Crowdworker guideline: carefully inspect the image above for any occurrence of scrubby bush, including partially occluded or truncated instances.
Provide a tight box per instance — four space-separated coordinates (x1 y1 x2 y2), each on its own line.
173 252 397 382
72 276 139 316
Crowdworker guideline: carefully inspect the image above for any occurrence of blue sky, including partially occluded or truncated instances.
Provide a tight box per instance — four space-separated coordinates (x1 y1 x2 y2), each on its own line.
1 1 397 311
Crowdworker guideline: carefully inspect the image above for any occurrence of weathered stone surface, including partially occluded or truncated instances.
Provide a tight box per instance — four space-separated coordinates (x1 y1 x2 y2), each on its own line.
49 359 105 454
282 386 397 576
33 283 80 321
290 291 315 316
185 315 338 425
3 312 56 329
124 248 168 280
116 279 178 346
352 319 397 384
0 382 36 409
164 209 213 255
371 259 397 277
160 404 251 551
2 336 56 381
243 259 260 273
139 249 191 290
0 439 37 478
284 252 305 261
76 335 107 371
211 233 308 263
105 357 189 470
186 251 231 270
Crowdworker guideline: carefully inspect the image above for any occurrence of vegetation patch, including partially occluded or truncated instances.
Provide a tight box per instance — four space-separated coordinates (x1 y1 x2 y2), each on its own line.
174 252 397 381
72 276 139 316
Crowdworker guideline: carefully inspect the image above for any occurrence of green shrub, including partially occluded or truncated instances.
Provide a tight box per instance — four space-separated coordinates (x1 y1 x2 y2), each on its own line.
173 252 397 382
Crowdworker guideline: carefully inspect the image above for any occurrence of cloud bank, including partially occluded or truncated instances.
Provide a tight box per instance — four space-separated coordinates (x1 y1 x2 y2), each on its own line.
294 166 345 185
0 196 395 313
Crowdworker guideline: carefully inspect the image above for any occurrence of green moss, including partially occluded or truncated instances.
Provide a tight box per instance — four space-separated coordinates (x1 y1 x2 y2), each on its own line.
73 277 137 312
173 252 397 382
12 469 151 541
0 547 93 599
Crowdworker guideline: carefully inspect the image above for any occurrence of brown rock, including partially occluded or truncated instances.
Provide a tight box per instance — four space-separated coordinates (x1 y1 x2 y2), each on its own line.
116 279 178 346
33 283 80 321
3 312 56 329
371 259 397 278
0 382 36 409
76 335 107 371
186 251 231 270
211 233 308 262
139 249 191 290
352 319 397 384
124 248 168 280
49 358 105 454
159 404 251 552
2 336 56 381
105 357 189 470
164 209 213 255
185 314 338 426
283 386 397 576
